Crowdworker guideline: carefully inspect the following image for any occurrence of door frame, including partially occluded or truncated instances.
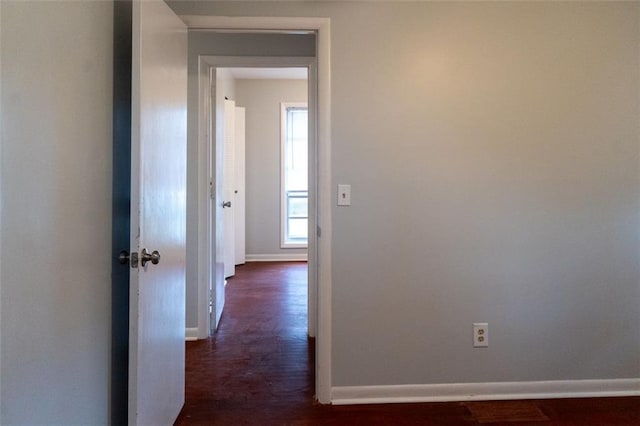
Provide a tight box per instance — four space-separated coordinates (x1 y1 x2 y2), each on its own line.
199 55 315 338
187 16 332 404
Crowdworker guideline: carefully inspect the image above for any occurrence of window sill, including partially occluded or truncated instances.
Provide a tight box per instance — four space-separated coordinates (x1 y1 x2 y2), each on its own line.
281 242 308 249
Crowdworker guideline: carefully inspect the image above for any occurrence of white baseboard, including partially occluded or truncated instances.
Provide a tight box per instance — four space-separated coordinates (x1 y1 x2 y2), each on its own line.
246 253 308 262
185 328 199 341
331 379 640 405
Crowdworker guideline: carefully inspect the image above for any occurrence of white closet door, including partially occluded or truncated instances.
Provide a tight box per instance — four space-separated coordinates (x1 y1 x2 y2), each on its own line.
223 99 236 278
234 106 246 265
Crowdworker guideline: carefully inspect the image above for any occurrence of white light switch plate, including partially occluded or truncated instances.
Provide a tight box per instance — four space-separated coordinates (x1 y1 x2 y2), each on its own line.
337 184 351 206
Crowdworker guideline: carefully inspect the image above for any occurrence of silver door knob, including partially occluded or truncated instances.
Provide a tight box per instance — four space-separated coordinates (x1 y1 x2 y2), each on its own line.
222 201 232 208
141 248 161 267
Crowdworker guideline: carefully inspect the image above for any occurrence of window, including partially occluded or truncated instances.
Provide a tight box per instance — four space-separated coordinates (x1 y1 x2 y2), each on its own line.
281 103 308 247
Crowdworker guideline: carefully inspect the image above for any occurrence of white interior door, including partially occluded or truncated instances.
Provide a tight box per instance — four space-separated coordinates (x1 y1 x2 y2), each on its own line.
210 69 225 333
223 99 236 278
129 1 187 424
234 106 246 265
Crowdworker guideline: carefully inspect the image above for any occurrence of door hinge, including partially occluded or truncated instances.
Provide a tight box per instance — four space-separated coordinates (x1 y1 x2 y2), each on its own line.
210 180 214 199
317 225 322 238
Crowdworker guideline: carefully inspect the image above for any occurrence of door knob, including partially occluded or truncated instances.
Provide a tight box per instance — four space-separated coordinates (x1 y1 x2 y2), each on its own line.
141 248 161 267
222 201 231 208
118 250 139 268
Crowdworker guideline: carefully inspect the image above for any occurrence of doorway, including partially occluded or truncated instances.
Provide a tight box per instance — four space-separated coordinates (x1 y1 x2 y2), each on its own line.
218 67 309 265
214 65 310 333
177 261 312 424
188 18 332 403
199 56 316 338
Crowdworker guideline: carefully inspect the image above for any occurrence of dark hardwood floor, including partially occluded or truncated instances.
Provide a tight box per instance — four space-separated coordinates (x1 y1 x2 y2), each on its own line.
175 262 640 425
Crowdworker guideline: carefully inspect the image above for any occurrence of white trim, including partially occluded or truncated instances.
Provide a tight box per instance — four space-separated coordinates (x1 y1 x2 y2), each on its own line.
331 379 640 405
246 254 308 262
196 56 212 341
185 328 199 341
315 17 332 405
198 56 317 340
188 15 332 404
0 4 4 420
281 242 308 249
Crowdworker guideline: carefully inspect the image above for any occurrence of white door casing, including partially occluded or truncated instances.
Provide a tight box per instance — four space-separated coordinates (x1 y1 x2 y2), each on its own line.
190 16 331 403
129 1 187 424
194 49 330 402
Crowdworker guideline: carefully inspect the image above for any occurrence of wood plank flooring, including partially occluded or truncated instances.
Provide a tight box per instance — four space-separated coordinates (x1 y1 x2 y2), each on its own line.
175 262 640 425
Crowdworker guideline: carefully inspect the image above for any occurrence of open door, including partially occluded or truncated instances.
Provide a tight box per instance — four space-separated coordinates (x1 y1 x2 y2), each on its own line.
234 106 246 265
128 1 187 424
223 99 236 278
210 68 226 334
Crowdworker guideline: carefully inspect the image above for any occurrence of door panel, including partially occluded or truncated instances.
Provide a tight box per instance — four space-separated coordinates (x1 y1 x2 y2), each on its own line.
234 107 246 265
129 1 187 424
223 99 236 278
211 68 225 332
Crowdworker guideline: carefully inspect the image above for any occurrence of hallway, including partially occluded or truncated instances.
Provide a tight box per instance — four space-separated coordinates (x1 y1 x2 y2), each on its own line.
175 262 640 425
175 262 313 424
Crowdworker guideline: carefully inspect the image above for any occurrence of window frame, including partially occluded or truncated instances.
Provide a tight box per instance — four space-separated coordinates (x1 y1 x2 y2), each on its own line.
280 102 309 248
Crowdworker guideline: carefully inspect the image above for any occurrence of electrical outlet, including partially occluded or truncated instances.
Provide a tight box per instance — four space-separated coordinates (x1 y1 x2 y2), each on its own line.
473 323 488 348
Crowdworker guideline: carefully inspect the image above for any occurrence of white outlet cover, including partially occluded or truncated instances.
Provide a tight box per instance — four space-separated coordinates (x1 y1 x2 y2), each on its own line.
473 322 488 348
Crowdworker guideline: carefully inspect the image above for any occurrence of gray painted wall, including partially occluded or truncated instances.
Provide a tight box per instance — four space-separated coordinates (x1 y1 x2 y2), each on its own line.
235 79 308 258
189 31 315 58
1 1 112 423
185 32 315 328
173 1 640 387
1 2 638 423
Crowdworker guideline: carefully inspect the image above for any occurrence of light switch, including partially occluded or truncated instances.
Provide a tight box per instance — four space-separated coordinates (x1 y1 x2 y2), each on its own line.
337 184 351 206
